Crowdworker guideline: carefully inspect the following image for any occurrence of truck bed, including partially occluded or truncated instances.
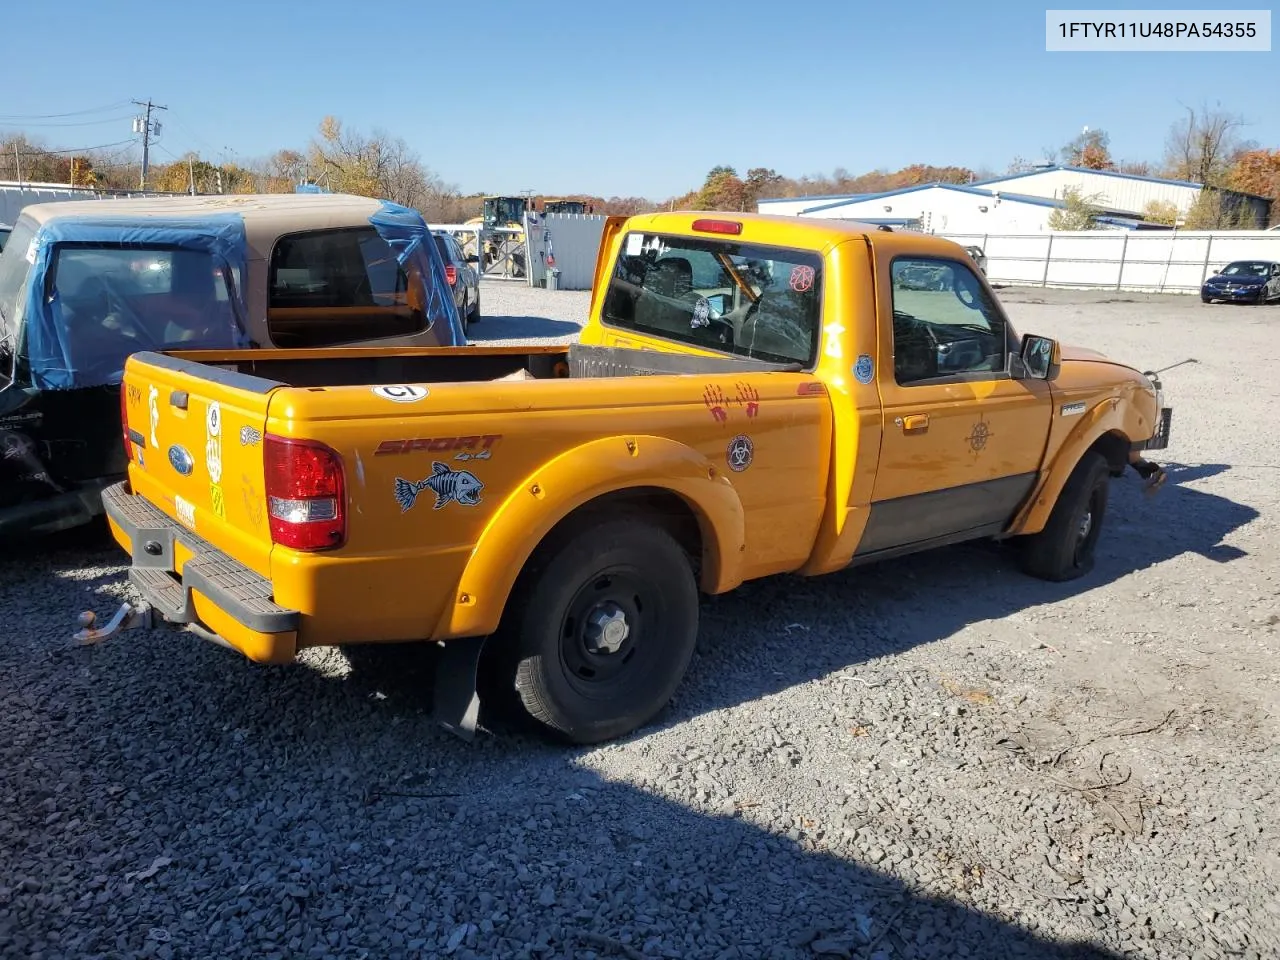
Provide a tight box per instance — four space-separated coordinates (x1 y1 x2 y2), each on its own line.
156 342 798 391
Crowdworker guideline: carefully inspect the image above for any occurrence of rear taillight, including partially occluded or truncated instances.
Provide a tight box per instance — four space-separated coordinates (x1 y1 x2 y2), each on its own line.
120 383 132 463
444 264 457 286
263 435 346 551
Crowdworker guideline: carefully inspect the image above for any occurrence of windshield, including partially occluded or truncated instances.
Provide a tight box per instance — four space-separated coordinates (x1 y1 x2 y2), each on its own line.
45 243 243 386
601 231 822 366
486 198 525 224
1220 261 1270 277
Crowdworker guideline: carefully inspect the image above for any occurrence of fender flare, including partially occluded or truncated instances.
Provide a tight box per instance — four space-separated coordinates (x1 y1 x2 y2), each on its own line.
1011 397 1131 536
431 434 747 640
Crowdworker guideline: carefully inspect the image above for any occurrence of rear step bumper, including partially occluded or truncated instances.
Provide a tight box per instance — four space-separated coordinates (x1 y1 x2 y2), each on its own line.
102 481 300 663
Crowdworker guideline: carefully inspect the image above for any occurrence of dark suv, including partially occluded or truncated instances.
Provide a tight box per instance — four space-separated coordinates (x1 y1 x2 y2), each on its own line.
433 231 481 332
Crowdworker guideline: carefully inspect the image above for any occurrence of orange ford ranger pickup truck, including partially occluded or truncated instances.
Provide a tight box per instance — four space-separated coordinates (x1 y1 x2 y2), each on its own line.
80 212 1172 745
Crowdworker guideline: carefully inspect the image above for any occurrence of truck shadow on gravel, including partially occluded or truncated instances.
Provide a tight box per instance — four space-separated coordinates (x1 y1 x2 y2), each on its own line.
654 462 1254 735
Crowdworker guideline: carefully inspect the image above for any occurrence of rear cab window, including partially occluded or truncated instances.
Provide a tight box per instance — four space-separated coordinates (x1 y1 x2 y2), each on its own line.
268 227 426 348
601 230 822 367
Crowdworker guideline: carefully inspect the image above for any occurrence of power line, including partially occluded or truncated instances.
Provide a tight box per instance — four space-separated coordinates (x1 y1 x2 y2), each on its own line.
0 100 133 121
1 115 136 129
7 139 137 156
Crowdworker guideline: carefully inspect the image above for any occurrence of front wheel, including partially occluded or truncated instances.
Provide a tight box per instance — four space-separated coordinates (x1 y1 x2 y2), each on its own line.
497 518 700 744
1018 450 1112 581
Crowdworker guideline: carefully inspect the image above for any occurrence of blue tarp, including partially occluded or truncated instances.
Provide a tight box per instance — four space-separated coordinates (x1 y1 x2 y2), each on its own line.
367 200 465 346
22 213 250 390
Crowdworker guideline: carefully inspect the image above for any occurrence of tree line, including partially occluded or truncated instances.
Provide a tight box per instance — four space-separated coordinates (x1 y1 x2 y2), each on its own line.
2 103 1276 228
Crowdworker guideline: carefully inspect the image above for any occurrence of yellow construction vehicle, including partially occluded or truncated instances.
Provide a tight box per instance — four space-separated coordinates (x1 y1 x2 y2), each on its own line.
463 196 528 274
541 198 593 215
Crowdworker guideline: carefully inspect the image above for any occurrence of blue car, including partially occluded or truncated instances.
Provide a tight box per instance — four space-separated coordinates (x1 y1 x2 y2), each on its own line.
1200 259 1280 304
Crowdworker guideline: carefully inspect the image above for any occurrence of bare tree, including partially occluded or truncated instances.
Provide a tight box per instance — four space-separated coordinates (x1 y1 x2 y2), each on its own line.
1163 102 1246 185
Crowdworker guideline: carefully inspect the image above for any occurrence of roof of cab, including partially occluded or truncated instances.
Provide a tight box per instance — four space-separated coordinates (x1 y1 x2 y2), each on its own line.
16 193 389 258
623 210 966 257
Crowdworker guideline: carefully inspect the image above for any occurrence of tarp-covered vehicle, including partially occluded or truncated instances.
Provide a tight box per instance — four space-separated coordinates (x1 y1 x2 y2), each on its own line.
0 194 464 538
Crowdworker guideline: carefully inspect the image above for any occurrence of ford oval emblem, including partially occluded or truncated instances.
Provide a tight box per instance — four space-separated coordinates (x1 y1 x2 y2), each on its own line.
168 445 194 476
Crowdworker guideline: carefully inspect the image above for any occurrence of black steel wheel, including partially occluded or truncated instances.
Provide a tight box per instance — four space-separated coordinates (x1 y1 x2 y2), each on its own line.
1019 450 1112 582
498 517 699 744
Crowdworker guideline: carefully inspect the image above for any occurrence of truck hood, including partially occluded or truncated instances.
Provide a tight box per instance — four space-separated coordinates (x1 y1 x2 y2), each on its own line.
1060 343 1110 363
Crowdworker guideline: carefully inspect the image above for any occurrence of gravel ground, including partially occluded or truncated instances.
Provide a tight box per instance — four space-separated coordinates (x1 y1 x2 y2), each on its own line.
2 280 1278 960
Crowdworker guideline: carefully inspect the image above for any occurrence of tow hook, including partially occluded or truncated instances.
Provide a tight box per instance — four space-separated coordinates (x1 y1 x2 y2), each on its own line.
73 601 155 646
1128 451 1167 497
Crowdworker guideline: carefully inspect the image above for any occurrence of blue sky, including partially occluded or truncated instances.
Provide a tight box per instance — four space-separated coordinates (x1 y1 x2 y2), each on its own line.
2 1 1275 198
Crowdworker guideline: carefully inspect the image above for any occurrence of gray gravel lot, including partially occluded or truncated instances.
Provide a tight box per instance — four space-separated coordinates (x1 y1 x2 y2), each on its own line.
2 279 1277 960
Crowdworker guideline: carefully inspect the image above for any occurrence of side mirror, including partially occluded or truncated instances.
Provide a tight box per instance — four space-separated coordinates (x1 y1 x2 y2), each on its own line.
465 253 479 263
1020 334 1061 381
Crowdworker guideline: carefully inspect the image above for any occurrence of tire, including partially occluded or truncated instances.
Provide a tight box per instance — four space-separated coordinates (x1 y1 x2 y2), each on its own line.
497 517 700 744
459 294 469 336
1201 295 1212 303
1018 450 1112 582
468 289 480 323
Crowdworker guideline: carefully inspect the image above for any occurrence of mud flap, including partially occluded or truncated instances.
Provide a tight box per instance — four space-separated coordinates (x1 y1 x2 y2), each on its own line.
433 636 486 740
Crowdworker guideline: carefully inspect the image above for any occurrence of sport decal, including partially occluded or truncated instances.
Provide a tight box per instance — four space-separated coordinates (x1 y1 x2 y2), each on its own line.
966 413 993 454
175 495 196 530
394 462 484 513
242 473 264 527
240 425 262 447
703 385 729 423
374 434 501 457
205 401 223 484
854 355 874 384
2 434 34 461
823 322 846 360
704 384 761 423
789 265 815 293
734 382 760 418
691 296 711 329
148 386 160 449
726 435 754 473
373 384 430 403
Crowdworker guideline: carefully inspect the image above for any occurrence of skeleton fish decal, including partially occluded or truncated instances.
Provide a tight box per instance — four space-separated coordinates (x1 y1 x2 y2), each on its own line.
394 461 484 512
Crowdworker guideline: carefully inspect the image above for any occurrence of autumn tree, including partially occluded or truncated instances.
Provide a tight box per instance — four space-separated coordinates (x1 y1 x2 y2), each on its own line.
1142 200 1179 225
1163 103 1246 185
1060 128 1114 170
1227 148 1280 222
1047 187 1105 230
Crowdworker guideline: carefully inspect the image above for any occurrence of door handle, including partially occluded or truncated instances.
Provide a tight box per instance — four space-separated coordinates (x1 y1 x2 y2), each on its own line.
895 414 930 433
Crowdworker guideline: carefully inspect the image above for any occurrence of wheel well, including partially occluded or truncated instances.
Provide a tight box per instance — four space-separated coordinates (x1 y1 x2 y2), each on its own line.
1090 430 1130 476
534 487 706 582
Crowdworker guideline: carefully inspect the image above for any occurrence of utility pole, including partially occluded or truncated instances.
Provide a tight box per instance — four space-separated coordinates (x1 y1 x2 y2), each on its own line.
132 99 167 190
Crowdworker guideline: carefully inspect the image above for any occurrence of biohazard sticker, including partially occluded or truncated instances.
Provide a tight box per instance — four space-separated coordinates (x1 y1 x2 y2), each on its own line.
726 434 754 473
854 355 874 384
691 296 711 328
373 384 430 403
789 265 815 293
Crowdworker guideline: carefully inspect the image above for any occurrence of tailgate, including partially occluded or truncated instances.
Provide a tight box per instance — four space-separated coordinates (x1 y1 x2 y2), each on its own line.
121 352 278 578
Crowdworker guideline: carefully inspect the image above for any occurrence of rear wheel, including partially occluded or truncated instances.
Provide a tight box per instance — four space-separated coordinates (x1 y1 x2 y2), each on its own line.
496 517 700 744
468 290 481 323
1019 450 1111 581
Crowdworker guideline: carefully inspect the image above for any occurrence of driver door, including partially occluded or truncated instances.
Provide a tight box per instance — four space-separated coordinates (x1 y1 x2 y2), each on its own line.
857 255 1053 557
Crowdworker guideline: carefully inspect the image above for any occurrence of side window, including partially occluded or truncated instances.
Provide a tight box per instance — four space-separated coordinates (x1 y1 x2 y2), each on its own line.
268 228 423 348
890 257 1008 386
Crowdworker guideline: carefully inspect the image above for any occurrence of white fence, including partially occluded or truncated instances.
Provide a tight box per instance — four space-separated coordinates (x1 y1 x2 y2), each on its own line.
937 229 1280 294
